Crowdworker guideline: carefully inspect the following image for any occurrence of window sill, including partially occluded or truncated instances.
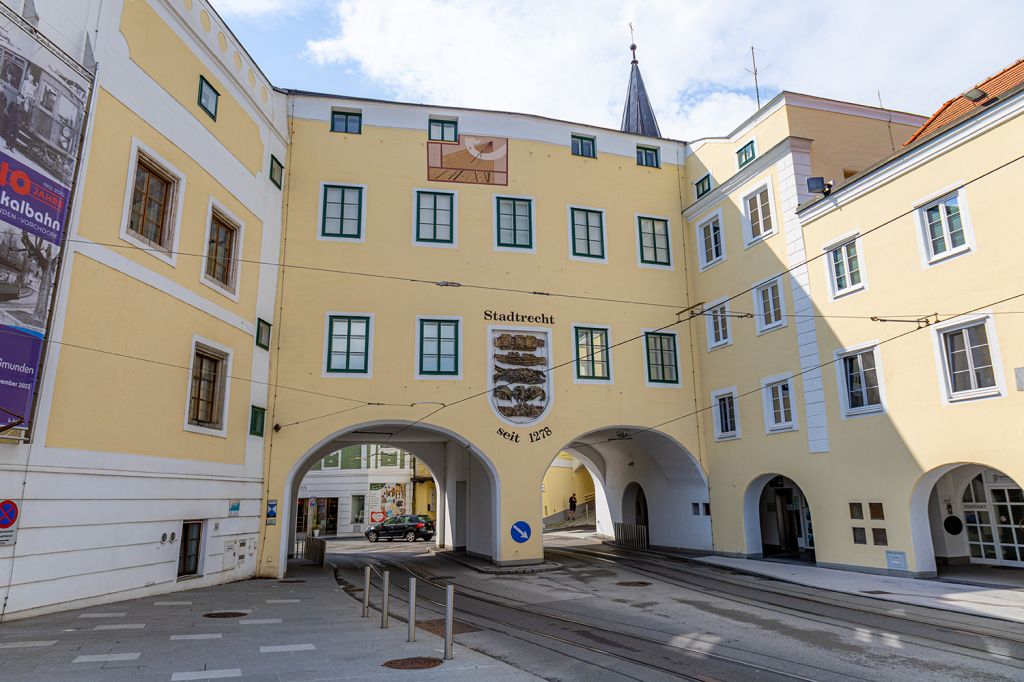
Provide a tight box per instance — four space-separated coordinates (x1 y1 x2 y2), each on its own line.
414 239 457 249
755 321 787 337
714 433 740 442
176 574 202 582
926 245 971 266
843 405 884 418
200 275 240 303
766 424 798 434
707 339 732 352
121 231 176 266
831 283 865 300
743 231 776 250
698 256 726 273
947 387 1001 403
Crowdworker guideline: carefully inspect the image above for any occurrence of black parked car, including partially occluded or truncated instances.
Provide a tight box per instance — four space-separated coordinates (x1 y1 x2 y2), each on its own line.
365 514 435 542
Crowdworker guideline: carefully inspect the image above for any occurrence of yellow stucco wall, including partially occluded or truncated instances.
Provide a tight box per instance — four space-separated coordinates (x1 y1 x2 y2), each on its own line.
542 453 595 516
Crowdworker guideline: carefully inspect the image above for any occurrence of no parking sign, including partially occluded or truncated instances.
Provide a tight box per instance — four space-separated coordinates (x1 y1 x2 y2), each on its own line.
0 499 20 546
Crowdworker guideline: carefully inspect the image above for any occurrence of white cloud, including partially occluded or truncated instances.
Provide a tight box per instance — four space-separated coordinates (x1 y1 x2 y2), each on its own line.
306 0 1024 140
212 0 294 18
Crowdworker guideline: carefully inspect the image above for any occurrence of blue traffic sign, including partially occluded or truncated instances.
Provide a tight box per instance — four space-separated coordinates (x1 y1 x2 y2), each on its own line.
510 521 531 543
266 500 278 519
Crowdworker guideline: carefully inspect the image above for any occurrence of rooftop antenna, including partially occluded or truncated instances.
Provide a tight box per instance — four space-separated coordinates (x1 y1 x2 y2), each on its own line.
629 22 637 63
877 89 896 153
745 46 762 109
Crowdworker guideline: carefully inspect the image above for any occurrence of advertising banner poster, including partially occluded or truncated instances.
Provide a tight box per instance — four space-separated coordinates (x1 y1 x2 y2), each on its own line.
0 17 91 430
367 482 407 523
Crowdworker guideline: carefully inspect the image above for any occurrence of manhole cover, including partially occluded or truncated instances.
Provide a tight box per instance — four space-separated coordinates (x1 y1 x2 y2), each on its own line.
382 657 443 670
278 579 306 583
202 611 248 618
616 581 651 587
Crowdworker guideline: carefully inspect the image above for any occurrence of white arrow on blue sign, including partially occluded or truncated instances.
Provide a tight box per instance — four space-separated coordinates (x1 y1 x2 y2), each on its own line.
510 521 531 543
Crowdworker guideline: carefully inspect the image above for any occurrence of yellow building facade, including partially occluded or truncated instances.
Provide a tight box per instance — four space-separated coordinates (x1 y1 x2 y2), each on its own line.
0 0 1020 619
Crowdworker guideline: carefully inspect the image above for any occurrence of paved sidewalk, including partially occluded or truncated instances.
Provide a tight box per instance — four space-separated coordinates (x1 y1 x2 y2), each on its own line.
0 562 540 681
695 555 1024 624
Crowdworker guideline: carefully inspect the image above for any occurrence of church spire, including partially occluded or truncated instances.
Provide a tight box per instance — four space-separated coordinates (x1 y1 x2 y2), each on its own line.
620 41 661 138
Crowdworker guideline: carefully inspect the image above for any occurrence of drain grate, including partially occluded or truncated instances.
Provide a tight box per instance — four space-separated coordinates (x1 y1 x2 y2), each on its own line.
383 657 443 670
202 611 248 618
860 590 890 595
278 579 306 583
616 581 651 587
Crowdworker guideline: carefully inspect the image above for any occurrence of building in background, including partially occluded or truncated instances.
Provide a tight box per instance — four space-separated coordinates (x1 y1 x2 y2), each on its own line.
0 0 1020 621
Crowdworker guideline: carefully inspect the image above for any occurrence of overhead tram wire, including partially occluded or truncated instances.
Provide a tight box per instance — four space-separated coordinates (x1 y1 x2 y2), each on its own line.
578 288 1024 448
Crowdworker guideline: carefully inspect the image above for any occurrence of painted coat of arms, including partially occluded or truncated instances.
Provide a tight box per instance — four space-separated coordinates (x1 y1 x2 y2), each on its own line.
489 329 551 424
427 135 508 185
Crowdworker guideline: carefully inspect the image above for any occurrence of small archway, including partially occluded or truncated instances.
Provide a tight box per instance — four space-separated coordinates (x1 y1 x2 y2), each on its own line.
744 474 815 562
539 450 601 529
911 463 1024 575
622 482 649 527
278 420 501 570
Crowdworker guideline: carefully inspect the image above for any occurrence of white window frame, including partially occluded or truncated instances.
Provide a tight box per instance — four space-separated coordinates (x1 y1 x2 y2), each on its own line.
913 184 975 267
736 137 757 170
711 386 741 440
183 334 233 438
634 213 674 270
119 138 187 267
322 311 375 379
761 373 798 433
199 197 245 302
493 193 537 253
695 208 725 271
740 177 779 248
705 296 732 351
930 312 1004 404
566 205 608 264
411 188 458 249
317 182 368 243
414 315 464 380
571 323 613 385
752 275 787 335
822 230 867 299
641 328 681 388
833 342 886 418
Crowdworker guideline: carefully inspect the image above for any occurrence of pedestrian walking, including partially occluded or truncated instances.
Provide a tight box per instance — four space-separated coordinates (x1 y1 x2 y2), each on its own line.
568 493 577 520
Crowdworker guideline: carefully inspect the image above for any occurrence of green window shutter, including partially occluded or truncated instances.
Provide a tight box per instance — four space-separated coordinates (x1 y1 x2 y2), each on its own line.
249 406 266 436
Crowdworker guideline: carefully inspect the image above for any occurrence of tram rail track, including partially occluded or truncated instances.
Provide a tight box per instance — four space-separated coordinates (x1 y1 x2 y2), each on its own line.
546 544 1024 668
335 552 864 682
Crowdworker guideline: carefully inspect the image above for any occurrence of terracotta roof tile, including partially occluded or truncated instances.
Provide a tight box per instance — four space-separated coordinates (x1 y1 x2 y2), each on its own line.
904 57 1024 145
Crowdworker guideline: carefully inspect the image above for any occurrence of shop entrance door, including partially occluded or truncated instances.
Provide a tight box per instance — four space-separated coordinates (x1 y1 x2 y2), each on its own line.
963 473 1024 567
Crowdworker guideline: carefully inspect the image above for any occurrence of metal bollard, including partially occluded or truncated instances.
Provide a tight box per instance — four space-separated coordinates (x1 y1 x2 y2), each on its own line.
407 577 416 642
380 570 390 628
362 566 370 618
444 584 454 660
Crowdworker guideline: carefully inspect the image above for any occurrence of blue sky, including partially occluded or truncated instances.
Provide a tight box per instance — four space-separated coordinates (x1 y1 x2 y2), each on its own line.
216 0 1024 140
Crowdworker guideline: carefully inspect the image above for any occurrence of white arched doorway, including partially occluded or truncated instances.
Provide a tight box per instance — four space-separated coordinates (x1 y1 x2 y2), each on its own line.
277 420 501 572
744 474 815 562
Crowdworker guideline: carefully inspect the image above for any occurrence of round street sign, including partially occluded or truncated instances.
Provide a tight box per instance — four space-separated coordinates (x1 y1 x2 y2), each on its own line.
0 499 19 529
510 521 531 543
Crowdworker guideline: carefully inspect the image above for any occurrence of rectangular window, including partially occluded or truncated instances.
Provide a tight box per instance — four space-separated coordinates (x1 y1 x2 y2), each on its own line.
842 349 882 413
571 134 596 158
715 393 737 438
321 185 363 238
830 240 862 294
869 503 885 521
331 111 362 134
852 527 867 545
188 345 227 430
849 503 864 520
204 211 238 289
746 186 773 240
496 197 533 249
707 302 730 349
737 140 756 167
636 146 659 168
419 319 459 376
644 332 678 384
416 191 454 243
129 156 175 248
198 76 219 120
269 155 284 189
703 503 711 516
249 405 266 437
570 208 605 259
698 215 723 268
638 217 671 265
322 451 340 469
327 315 370 374
766 380 794 430
692 503 700 515
575 326 610 380
339 446 362 469
255 318 272 350
177 521 203 577
942 323 996 396
351 495 365 523
754 278 784 332
429 119 457 141
872 528 888 546
922 195 966 259
695 174 711 199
